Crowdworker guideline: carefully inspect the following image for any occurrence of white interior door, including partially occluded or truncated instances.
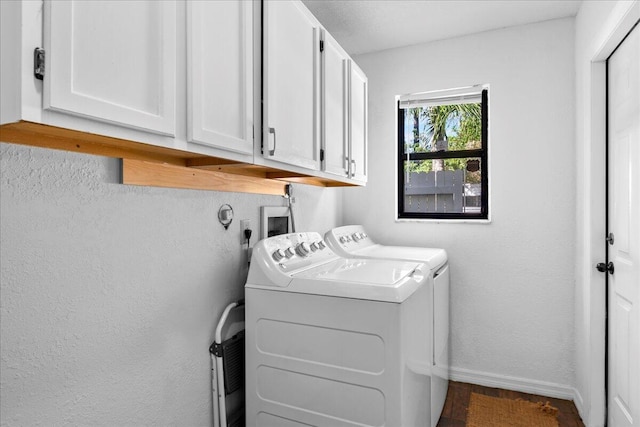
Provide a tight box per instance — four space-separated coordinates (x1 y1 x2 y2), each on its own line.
607 24 639 427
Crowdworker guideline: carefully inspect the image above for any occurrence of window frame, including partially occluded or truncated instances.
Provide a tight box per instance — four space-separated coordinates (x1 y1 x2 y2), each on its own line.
397 89 489 220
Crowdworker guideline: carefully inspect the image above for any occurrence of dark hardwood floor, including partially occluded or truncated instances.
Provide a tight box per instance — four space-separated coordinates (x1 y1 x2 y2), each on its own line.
436 381 585 427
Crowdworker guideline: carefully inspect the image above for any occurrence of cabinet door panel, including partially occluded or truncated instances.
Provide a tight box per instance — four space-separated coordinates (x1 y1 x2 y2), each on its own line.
349 61 368 182
264 0 319 170
44 0 176 136
322 30 348 177
188 0 253 155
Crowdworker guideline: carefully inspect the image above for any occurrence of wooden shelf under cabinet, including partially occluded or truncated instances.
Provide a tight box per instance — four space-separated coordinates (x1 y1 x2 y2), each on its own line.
0 121 359 195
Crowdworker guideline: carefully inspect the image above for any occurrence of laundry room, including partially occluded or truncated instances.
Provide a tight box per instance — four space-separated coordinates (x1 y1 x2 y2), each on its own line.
1 1 638 426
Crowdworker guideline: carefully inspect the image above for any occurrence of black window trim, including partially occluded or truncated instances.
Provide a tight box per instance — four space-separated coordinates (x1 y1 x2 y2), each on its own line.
397 89 489 220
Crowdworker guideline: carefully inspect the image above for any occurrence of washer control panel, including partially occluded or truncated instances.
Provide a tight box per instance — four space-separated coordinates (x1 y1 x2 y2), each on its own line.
324 225 379 255
338 232 368 244
261 232 335 272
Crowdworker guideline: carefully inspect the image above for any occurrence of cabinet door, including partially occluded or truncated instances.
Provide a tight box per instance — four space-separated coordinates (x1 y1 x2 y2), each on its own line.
349 60 368 183
322 30 349 177
43 1 176 136
187 0 253 155
263 0 320 170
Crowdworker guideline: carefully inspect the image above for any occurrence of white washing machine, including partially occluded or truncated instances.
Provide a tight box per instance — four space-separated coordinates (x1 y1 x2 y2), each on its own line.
325 225 450 427
245 232 435 427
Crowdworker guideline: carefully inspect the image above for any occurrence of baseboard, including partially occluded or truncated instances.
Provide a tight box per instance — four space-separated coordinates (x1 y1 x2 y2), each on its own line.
572 388 588 425
449 366 577 401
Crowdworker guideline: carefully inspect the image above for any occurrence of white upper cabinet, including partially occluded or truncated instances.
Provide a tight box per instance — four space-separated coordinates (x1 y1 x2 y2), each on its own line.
187 0 253 156
1 0 366 187
349 61 368 183
321 30 349 178
320 29 368 183
261 0 367 183
262 0 320 171
43 0 176 136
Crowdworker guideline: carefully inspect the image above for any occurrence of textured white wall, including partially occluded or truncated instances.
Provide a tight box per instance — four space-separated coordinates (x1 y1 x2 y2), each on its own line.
0 142 341 425
344 18 576 391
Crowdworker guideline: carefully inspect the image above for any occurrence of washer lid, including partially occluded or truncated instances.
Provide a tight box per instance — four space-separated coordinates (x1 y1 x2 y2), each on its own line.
288 258 428 303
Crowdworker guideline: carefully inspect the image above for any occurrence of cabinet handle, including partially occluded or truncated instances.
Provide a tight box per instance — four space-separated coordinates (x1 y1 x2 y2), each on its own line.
351 160 356 177
269 127 277 156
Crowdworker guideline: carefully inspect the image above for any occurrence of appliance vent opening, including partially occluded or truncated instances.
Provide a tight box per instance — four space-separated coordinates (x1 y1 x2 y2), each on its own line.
222 331 245 395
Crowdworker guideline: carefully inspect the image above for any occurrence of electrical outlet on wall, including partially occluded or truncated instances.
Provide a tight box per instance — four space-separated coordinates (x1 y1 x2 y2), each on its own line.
240 219 253 265
240 219 252 245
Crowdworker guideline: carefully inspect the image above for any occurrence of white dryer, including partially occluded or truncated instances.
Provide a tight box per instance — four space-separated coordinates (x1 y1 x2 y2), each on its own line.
245 232 435 427
325 225 450 427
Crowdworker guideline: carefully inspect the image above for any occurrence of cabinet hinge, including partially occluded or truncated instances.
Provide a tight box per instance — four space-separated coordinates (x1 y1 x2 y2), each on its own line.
320 40 324 52
34 48 45 80
320 149 325 162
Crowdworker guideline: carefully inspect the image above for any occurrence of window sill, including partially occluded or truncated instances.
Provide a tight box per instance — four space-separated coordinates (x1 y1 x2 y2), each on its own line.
395 217 492 225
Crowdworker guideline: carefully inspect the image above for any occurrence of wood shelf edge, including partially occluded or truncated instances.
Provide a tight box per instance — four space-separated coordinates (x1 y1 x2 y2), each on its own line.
122 159 287 195
1 120 363 194
0 121 189 165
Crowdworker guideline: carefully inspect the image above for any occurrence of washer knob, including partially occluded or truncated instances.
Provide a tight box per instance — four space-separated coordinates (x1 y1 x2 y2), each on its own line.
352 233 361 242
272 249 286 261
296 242 311 257
318 240 327 250
284 247 295 258
310 242 319 252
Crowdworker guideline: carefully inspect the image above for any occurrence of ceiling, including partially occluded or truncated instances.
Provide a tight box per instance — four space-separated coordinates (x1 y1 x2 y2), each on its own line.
302 0 582 55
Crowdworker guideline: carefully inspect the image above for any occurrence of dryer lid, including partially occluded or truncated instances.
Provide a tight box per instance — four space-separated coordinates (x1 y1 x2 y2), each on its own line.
354 245 448 271
288 258 428 302
293 258 418 284
324 225 447 271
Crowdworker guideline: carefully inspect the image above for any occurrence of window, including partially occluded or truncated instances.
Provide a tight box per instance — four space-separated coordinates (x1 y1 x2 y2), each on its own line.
397 86 488 220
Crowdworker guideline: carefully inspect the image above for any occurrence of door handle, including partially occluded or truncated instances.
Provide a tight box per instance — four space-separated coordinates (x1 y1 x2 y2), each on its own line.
606 233 614 245
268 127 276 156
596 262 614 275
